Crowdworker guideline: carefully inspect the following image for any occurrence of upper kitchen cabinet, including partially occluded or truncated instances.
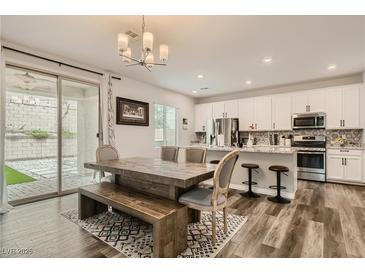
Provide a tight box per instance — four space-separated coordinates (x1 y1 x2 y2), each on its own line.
271 93 292 130
254 96 272 130
212 100 238 119
238 96 271 131
292 89 325 113
194 103 212 132
238 98 255 131
325 85 360 129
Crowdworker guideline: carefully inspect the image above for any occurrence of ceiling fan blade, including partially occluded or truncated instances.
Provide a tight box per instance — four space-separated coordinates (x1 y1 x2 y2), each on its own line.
144 65 152 72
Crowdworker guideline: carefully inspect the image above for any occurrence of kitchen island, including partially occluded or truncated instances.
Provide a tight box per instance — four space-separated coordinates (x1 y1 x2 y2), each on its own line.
184 145 297 199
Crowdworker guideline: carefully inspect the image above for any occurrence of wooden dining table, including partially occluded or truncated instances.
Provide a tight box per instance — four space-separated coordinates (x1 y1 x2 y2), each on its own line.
84 157 216 222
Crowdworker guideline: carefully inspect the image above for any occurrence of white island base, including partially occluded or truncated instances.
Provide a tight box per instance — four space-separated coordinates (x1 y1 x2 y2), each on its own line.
204 148 298 199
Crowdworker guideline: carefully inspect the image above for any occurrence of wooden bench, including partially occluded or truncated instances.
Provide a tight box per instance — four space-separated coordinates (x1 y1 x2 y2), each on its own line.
78 182 188 258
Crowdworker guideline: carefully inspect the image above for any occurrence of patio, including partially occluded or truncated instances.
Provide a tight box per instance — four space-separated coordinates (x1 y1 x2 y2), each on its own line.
6 157 97 202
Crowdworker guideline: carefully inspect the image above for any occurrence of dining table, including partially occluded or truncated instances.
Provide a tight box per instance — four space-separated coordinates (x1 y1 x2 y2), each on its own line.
84 157 217 222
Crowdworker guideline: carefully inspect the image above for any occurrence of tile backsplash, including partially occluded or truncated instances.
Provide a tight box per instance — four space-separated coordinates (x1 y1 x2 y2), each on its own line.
240 129 363 147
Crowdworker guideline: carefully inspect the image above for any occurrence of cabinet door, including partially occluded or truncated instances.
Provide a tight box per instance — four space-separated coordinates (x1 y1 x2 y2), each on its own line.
212 101 225 119
224 100 238 118
238 98 255 131
271 93 292 130
326 155 344 181
344 157 362 182
254 96 272 130
342 86 360 129
194 103 212 132
307 89 326 112
325 87 342 129
292 92 308 113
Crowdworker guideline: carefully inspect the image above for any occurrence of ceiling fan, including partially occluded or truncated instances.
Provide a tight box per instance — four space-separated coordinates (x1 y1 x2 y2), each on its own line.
13 71 54 91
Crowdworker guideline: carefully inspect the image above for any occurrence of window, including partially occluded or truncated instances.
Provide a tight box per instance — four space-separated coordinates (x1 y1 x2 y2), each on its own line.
154 104 177 147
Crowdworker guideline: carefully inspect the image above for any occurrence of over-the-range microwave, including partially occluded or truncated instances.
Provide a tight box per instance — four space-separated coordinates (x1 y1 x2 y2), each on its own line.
292 112 326 129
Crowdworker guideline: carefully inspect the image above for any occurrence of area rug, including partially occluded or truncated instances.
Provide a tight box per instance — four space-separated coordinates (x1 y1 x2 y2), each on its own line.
61 209 247 258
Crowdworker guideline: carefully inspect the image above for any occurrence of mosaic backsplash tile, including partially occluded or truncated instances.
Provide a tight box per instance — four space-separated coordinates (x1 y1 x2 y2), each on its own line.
240 129 363 147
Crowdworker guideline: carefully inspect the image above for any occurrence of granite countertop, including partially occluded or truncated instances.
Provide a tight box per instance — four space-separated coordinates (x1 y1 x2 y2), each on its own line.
185 144 296 154
327 145 365 150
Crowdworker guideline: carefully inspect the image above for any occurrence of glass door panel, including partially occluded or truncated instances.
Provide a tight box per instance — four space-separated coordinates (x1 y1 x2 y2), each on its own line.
60 79 99 191
5 66 58 202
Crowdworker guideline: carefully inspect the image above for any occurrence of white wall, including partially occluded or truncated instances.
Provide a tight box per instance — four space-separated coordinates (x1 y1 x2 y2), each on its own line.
110 77 196 158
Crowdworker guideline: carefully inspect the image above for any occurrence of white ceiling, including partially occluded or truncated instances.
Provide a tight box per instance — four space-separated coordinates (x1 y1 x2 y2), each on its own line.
2 16 364 97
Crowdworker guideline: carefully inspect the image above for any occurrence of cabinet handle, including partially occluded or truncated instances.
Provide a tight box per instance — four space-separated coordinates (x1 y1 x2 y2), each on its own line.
255 123 257 129
343 120 345 127
345 158 347 165
340 120 342 127
308 105 310 112
342 158 344 165
273 122 275 129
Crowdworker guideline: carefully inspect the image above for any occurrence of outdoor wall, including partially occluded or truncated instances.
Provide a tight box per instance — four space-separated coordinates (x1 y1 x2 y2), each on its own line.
5 90 78 160
110 77 196 158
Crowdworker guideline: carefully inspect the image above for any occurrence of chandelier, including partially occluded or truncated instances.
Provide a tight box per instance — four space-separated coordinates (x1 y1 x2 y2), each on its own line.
117 16 168 71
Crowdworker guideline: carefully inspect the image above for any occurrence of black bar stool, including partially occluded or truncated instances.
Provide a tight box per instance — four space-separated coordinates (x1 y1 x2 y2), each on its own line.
267 165 290 204
241 163 260 198
210 160 220 164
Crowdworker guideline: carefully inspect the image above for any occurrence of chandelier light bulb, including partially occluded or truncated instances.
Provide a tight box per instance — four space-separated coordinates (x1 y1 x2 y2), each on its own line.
159 44 169 62
143 32 154 51
117 33 129 53
123 48 131 63
146 53 154 68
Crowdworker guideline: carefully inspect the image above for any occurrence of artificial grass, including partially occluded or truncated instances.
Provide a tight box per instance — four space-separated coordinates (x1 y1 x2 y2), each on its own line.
4 165 36 185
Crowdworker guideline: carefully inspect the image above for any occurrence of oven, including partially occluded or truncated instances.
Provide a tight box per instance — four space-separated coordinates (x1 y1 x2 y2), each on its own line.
292 135 326 182
292 112 326 129
297 150 326 182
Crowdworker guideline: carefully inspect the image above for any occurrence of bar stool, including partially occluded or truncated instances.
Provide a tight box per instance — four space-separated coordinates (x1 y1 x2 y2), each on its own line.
267 165 290 204
241 163 260 198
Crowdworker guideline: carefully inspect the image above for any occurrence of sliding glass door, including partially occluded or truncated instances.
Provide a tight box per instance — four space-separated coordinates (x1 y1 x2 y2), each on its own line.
5 66 59 202
4 66 100 203
61 79 99 192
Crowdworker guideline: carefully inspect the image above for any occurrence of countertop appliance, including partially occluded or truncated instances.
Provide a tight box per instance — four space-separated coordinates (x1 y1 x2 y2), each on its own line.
215 118 239 147
292 135 326 182
292 112 326 129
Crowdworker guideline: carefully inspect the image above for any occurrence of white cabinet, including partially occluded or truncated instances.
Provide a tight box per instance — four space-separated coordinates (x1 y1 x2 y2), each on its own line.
327 155 345 181
325 85 360 129
194 103 212 132
224 100 239 118
271 93 292 130
238 96 271 131
254 96 272 130
238 98 255 131
212 100 238 119
212 101 225 119
292 89 325 113
327 149 363 183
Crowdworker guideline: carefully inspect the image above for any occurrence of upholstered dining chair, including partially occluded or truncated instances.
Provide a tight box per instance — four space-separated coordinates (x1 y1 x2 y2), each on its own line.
161 146 179 162
185 147 207 163
178 149 240 245
94 145 119 183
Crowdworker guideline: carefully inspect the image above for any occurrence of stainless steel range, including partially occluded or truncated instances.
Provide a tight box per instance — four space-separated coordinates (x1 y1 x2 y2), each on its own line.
292 135 326 182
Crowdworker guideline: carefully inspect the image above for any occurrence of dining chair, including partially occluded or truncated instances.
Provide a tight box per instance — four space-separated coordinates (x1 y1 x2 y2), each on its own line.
185 147 207 163
161 146 179 162
94 144 119 183
178 149 240 245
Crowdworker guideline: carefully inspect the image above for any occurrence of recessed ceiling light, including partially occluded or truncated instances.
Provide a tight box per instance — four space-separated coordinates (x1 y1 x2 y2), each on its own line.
327 64 337 71
262 57 272 64
192 90 197 94
197 74 204 79
245 80 252 85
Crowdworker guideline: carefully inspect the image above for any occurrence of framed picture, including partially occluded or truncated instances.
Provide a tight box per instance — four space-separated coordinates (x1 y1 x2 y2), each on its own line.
116 97 149 126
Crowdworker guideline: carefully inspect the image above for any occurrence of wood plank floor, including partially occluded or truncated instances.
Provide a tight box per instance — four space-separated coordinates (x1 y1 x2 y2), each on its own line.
1 180 365 258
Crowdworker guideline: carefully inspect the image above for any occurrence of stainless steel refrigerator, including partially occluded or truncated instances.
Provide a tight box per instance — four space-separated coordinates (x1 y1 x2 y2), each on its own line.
214 118 239 147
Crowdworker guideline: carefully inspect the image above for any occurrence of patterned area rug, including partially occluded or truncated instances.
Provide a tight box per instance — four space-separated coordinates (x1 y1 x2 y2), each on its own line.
61 209 247 258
